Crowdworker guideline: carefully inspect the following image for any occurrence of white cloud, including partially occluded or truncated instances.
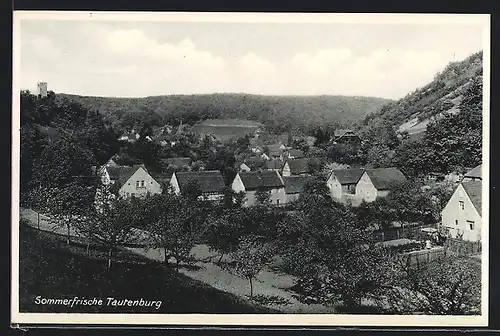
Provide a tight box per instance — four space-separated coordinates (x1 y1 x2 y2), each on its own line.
19 24 479 99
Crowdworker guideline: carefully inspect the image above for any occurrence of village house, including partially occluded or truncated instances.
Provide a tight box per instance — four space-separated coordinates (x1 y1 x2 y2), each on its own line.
119 130 140 143
282 176 314 203
281 158 313 177
332 129 361 146
100 165 132 186
170 170 226 201
355 167 407 203
461 164 482 183
326 168 366 204
292 135 316 147
283 148 305 161
231 170 286 207
266 159 285 172
260 152 270 161
155 134 170 147
114 165 163 198
240 156 266 171
160 157 192 171
440 180 482 242
267 144 287 160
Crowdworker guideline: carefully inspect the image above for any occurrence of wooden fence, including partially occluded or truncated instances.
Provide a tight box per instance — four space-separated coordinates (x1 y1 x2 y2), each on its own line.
398 247 447 267
372 223 437 242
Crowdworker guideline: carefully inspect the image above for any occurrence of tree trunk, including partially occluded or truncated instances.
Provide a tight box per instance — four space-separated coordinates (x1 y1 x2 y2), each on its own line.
108 248 112 269
37 212 40 230
218 253 224 264
86 241 90 256
249 277 253 299
164 247 169 264
66 223 71 245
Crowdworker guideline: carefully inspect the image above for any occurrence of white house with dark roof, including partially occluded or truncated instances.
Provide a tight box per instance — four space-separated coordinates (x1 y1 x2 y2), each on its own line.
355 167 407 203
231 170 286 207
170 170 226 201
441 180 482 242
327 168 365 204
116 165 162 198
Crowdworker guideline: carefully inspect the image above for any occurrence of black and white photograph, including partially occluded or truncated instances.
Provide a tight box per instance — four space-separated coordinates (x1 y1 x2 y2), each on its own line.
11 12 490 327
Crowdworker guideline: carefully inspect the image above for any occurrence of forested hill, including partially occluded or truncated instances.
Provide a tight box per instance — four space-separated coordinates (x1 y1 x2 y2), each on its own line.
358 51 483 141
55 93 392 135
351 51 483 177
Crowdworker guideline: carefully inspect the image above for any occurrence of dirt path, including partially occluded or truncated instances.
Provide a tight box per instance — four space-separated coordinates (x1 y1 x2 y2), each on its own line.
19 208 337 313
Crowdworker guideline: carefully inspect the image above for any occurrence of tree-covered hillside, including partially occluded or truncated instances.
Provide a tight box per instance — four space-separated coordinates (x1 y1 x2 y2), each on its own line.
359 51 482 140
55 93 391 136
351 51 483 177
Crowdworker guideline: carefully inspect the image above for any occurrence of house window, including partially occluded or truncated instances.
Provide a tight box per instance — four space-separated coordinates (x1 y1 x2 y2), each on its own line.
459 201 464 210
131 193 136 197
136 181 140 189
467 220 475 231
455 220 458 226
277 199 280 205
141 180 145 187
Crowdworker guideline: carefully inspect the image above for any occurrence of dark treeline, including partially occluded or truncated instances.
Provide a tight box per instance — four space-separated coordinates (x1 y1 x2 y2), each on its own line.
56 93 391 136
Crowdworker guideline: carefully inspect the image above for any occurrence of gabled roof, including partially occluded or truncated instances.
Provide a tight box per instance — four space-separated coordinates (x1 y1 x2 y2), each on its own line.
175 170 225 194
238 171 284 191
334 129 356 138
365 167 407 190
150 172 173 186
161 157 192 167
107 165 144 186
461 180 482 216
266 159 285 170
330 168 365 185
288 149 305 158
464 164 482 179
286 158 312 175
283 176 314 194
268 144 285 156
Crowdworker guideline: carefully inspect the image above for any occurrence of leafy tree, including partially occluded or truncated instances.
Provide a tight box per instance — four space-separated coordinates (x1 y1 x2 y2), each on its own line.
181 180 203 201
227 235 276 299
20 125 47 203
281 191 396 309
145 193 200 272
76 185 137 268
205 210 244 264
379 256 481 315
255 187 271 205
29 138 97 245
31 180 97 245
31 138 94 189
291 138 310 154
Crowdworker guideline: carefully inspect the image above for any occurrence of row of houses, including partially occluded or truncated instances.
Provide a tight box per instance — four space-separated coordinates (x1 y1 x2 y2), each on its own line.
99 155 483 242
98 156 408 207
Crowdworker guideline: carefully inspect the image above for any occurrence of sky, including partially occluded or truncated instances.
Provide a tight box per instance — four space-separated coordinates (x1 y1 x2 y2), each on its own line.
17 14 487 100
